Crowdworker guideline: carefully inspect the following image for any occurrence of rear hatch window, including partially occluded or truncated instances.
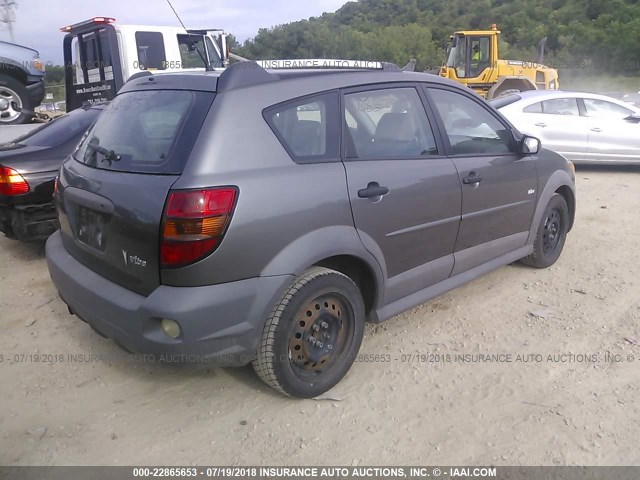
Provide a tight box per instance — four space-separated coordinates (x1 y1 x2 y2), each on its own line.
74 89 214 174
58 88 214 295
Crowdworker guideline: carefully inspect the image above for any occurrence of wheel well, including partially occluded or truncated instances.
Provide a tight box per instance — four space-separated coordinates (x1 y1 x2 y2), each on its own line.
314 255 377 316
555 185 575 231
0 65 28 84
489 77 537 99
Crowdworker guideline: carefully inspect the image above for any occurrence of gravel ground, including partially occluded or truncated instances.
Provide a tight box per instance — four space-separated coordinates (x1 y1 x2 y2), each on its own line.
1 166 639 466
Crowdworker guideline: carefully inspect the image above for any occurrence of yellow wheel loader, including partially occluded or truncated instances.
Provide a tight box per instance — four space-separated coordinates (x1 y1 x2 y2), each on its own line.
440 25 559 99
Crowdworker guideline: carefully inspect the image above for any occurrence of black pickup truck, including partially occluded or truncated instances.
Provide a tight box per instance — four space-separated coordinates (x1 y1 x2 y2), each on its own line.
0 103 104 241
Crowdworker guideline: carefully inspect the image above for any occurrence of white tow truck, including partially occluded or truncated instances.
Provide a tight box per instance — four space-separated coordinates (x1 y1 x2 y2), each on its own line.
61 17 230 111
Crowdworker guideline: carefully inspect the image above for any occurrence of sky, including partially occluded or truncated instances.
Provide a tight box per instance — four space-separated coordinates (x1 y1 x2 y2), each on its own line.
1 0 351 65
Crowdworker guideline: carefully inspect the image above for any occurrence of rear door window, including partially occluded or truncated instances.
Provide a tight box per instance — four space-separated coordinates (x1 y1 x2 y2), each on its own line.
74 90 214 174
343 87 438 159
542 98 579 116
523 102 543 113
264 92 339 163
135 31 167 70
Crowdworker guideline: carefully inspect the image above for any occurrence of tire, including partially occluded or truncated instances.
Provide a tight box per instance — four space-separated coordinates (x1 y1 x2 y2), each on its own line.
494 88 521 98
520 193 569 268
252 267 365 398
0 74 33 125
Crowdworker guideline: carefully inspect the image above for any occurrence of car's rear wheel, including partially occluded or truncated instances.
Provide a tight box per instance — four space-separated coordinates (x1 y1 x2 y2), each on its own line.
252 267 365 398
520 193 568 268
0 74 32 125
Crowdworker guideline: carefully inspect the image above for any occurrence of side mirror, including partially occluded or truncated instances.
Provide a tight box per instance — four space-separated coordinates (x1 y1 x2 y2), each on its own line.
520 134 541 155
624 113 640 123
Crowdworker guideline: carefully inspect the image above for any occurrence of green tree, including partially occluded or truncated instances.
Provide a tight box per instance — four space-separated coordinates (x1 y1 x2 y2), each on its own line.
44 65 64 85
235 0 640 77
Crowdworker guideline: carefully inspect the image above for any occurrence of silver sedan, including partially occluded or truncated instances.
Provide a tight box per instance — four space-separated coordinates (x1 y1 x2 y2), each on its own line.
491 90 640 164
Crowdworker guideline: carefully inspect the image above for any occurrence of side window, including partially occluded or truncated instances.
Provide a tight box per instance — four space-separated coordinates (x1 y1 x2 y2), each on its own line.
178 35 206 68
541 98 579 116
470 36 491 77
583 99 632 119
265 92 339 163
72 32 112 85
99 30 113 68
523 102 542 114
343 87 438 159
135 31 167 70
429 88 514 155
204 37 223 68
81 34 99 69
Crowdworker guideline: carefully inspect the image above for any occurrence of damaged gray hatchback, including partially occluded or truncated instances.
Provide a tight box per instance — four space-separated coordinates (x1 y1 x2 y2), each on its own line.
46 61 576 398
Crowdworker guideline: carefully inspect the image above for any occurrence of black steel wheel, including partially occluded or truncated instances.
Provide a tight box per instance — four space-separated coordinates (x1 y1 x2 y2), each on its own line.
542 208 563 255
253 267 365 398
520 193 569 268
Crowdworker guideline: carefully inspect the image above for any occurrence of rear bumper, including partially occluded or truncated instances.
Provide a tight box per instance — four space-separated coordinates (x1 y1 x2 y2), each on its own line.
46 231 293 366
0 201 58 241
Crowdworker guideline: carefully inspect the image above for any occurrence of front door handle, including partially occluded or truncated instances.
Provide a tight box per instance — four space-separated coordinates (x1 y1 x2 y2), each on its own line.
535 122 547 127
358 182 389 199
462 172 483 185
591 127 602 132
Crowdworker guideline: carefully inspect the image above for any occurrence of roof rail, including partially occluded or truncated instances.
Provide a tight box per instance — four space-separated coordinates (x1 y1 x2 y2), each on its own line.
217 61 280 92
126 71 154 83
254 59 401 71
217 58 403 92
60 17 116 33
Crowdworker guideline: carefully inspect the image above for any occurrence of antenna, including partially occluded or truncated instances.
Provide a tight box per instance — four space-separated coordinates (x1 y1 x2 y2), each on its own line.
165 0 187 31
0 0 17 42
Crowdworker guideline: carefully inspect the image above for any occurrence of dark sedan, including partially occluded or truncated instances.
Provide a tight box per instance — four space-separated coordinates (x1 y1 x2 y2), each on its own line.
0 103 105 241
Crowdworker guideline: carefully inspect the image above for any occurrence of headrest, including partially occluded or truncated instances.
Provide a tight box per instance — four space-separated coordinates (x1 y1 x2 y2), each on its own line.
375 113 414 142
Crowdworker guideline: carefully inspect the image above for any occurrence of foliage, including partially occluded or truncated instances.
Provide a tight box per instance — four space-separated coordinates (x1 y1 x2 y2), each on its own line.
44 65 64 85
235 0 640 76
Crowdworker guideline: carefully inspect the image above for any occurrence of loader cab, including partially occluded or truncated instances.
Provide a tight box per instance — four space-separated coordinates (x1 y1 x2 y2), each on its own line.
61 17 228 112
445 29 499 81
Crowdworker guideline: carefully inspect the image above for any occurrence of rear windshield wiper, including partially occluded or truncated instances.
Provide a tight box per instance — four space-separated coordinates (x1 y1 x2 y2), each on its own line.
86 141 121 163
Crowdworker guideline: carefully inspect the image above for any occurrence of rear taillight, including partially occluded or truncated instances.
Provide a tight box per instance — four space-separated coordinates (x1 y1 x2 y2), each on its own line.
0 166 30 196
160 187 238 268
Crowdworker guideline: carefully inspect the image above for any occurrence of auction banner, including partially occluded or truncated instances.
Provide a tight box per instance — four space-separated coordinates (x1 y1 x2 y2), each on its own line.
0 466 638 480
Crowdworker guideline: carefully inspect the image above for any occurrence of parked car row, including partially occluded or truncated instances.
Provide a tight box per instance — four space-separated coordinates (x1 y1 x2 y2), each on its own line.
7 58 640 397
2 71 635 243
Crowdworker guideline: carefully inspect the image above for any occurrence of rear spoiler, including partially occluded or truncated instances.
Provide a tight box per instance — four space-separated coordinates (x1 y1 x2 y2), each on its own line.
60 17 116 34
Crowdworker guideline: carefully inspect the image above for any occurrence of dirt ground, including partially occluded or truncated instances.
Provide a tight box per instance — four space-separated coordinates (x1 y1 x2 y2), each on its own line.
1 166 639 466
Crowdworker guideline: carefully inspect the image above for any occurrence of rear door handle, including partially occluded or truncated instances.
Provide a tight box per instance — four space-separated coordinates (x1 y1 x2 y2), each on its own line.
534 122 547 127
591 127 602 132
358 182 389 199
462 173 483 185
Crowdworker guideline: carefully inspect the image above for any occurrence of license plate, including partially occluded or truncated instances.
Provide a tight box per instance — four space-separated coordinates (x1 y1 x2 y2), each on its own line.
76 207 109 251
